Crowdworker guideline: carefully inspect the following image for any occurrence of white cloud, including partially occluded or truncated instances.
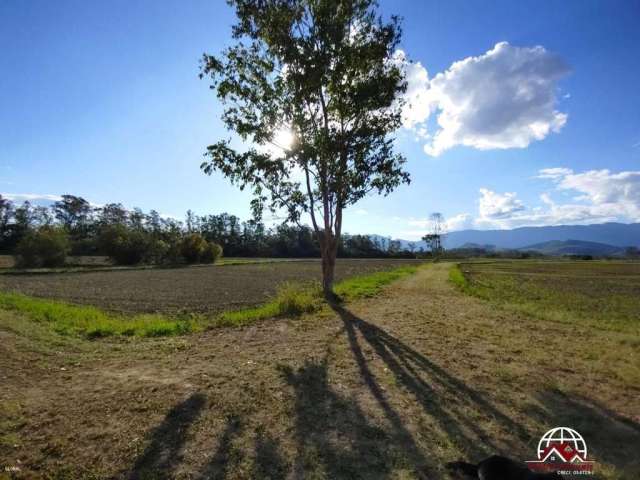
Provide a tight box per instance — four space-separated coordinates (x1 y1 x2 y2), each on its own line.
401 42 570 156
469 168 640 229
354 209 368 215
556 169 639 202
395 50 432 129
537 167 574 179
446 213 474 231
1 193 62 203
478 188 525 219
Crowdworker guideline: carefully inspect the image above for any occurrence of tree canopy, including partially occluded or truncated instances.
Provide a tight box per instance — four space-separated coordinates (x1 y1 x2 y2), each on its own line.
200 0 410 294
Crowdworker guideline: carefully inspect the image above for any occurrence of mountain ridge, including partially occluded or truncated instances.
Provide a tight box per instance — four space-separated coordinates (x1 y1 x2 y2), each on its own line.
366 222 640 251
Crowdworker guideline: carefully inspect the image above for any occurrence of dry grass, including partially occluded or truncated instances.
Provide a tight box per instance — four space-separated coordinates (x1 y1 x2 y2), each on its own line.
0 262 638 479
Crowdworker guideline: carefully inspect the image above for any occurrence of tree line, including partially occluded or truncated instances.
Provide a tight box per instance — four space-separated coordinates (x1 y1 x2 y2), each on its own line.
0 194 417 268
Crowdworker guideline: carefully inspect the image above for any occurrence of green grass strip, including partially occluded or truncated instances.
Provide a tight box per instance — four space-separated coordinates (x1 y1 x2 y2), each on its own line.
448 263 469 290
0 292 200 339
215 264 420 327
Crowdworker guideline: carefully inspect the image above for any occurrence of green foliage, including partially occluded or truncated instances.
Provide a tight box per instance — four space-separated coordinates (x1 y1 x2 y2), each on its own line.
201 0 410 291
200 241 223 264
98 224 150 265
180 233 208 263
15 226 70 268
0 291 199 338
147 239 170 264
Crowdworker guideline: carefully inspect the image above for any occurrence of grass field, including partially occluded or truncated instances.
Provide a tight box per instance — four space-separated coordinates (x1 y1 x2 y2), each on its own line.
452 260 640 334
1 260 638 479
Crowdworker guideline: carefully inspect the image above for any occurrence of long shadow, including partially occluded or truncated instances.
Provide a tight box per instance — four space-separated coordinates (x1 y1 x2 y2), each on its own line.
280 359 433 479
197 414 243 479
127 392 207 480
252 427 288 479
198 415 288 479
529 389 640 476
333 304 531 462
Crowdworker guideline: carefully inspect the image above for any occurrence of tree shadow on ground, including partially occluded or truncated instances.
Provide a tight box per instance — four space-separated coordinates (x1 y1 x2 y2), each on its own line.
251 427 289 479
197 414 243 479
279 358 432 479
527 389 640 477
127 397 288 480
333 304 531 464
127 392 207 480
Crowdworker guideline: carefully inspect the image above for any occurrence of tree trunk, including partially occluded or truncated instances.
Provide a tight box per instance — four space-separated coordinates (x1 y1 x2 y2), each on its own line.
321 237 336 298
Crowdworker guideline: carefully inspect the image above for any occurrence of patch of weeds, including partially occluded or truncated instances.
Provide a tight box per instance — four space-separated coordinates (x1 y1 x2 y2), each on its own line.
0 401 25 450
215 265 421 327
215 282 323 327
0 292 201 339
448 264 468 290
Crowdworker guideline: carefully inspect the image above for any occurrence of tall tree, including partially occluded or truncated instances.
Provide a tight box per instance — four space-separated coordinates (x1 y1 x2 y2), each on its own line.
201 0 409 295
53 195 92 236
0 195 14 248
422 212 445 257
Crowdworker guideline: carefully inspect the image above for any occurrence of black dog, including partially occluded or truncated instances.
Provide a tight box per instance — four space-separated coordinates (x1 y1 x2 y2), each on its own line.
446 455 563 479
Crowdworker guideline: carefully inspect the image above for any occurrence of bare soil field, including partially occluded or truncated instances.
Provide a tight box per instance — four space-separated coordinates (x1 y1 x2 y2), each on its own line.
0 259 424 315
0 262 638 479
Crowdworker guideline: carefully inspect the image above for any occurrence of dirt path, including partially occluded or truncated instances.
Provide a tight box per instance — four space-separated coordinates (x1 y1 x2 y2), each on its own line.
1 263 638 479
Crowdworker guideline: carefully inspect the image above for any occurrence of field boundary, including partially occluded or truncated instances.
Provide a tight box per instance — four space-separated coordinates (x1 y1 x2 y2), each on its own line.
0 264 424 338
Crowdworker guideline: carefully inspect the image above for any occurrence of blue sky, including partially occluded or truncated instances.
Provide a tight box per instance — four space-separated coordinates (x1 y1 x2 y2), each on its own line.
1 0 639 239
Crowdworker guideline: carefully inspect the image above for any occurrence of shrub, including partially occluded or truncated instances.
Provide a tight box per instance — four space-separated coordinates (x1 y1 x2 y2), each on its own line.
200 241 223 264
70 237 97 256
147 239 170 264
99 225 150 265
180 233 208 264
15 227 70 268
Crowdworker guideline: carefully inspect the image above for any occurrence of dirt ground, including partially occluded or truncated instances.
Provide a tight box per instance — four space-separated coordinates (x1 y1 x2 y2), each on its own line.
1 263 638 479
0 259 423 315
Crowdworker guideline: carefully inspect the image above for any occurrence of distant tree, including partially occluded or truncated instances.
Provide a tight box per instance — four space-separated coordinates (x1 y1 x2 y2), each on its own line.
422 212 445 257
13 201 36 240
180 233 209 264
15 226 70 268
200 0 409 296
98 224 150 265
147 210 163 235
98 203 128 227
201 241 223 264
185 209 198 233
32 206 53 227
0 195 13 245
54 195 92 236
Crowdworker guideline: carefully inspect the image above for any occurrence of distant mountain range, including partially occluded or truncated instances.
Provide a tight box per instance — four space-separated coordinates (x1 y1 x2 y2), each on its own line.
518 239 627 256
443 222 640 249
368 222 640 253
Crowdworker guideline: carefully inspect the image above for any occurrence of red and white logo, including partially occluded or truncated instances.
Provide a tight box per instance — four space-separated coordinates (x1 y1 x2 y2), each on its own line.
526 427 594 475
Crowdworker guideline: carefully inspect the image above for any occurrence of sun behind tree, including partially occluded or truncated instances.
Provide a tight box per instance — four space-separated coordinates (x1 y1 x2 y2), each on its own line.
200 0 410 297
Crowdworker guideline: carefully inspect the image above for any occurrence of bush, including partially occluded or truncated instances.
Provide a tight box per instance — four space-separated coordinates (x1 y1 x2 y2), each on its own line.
180 233 208 264
147 239 169 264
201 242 223 264
99 225 150 265
15 227 70 268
